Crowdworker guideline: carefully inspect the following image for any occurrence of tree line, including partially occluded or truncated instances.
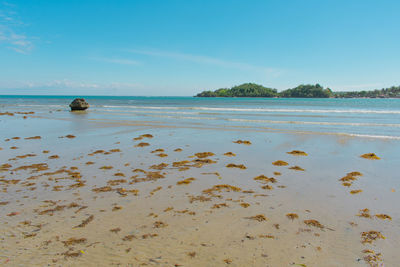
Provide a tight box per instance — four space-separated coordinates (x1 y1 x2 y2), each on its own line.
196 83 400 98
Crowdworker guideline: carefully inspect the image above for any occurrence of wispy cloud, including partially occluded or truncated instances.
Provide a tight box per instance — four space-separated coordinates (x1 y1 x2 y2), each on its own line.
0 79 140 90
126 48 281 76
0 2 33 53
89 56 140 65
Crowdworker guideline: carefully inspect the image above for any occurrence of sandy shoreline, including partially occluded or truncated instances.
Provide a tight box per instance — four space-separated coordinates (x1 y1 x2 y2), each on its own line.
1 110 399 266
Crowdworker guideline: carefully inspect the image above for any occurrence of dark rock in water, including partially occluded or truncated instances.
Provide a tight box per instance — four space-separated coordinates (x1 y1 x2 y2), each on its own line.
69 98 89 111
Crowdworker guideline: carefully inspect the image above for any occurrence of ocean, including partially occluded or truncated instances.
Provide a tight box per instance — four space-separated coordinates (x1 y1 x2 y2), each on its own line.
1 95 400 139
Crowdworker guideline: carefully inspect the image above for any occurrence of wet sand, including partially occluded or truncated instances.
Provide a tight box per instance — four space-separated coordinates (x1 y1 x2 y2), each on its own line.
0 111 399 266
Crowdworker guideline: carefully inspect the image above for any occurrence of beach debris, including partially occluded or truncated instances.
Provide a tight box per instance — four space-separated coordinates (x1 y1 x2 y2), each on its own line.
224 258 233 264
150 163 168 170
110 227 121 233
233 140 251 145
304 219 324 229
133 134 153 140
187 251 196 258
240 202 250 208
223 152 236 157
360 153 380 160
48 155 59 159
273 172 281 176
151 148 164 153
99 166 113 170
226 163 247 169
212 203 228 209
69 98 89 111
156 153 168 157
350 189 362 194
289 166 305 171
272 160 288 166
361 230 385 244
246 214 267 222
287 150 308 156
259 234 275 239
203 184 242 195
122 234 136 241
174 148 183 152
286 213 299 220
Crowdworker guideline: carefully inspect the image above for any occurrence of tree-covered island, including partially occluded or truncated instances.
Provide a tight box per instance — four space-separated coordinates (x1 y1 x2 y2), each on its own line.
196 83 400 98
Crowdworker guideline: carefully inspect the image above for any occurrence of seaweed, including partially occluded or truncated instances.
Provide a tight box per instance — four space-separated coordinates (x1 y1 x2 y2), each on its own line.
177 177 196 185
174 148 183 152
48 155 59 159
62 237 87 247
203 184 242 195
258 234 275 239
261 185 273 190
304 219 324 229
272 160 288 166
286 213 299 220
13 163 49 172
110 227 121 233
289 166 305 171
189 195 211 203
212 203 228 209
92 186 113 192
172 160 191 167
360 153 380 160
0 201 9 205
74 215 94 228
226 163 247 169
246 214 267 222
194 152 215 158
151 148 164 153
122 234 136 241
361 230 385 244
357 209 371 218
156 153 168 158
85 161 95 165
240 202 250 208
153 221 168 228
253 175 277 183
362 249 383 266
187 252 196 258
224 152 236 157
113 172 126 177
233 140 251 145
350 189 362 194
150 163 169 170
224 258 232 264
150 186 162 195
99 166 113 170
273 172 281 176
112 206 122 211
375 214 392 220
25 136 41 140
135 142 150 147
287 150 308 156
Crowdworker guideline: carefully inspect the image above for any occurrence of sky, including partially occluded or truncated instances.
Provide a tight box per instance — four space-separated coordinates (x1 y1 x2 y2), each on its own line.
0 0 399 96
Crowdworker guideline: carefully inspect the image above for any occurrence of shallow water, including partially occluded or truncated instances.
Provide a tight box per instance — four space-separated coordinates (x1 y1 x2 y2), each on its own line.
0 96 399 266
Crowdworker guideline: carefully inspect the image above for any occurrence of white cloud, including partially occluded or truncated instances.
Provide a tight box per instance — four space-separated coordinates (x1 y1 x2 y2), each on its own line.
126 48 281 76
0 3 33 53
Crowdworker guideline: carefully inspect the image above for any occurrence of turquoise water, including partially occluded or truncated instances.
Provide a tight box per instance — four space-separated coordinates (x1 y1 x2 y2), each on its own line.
1 95 400 139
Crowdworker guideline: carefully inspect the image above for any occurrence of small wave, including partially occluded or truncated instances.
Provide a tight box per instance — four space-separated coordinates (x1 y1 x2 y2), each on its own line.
101 105 400 114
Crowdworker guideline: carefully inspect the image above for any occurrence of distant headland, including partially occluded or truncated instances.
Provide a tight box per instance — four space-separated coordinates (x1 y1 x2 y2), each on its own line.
195 83 400 98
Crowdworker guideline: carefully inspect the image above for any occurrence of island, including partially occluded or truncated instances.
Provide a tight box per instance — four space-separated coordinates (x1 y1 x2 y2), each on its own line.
196 83 400 98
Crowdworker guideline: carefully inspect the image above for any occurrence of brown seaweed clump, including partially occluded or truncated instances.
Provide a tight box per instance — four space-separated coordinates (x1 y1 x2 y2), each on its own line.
246 214 267 222
226 163 247 169
150 163 168 170
357 208 372 218
156 153 168 158
212 203 228 209
177 177 196 185
99 166 113 170
375 214 392 220
253 175 277 183
304 219 324 229
195 152 215 158
363 249 383 266
151 148 164 153
361 230 385 244
74 215 94 228
135 142 150 147
272 160 288 166
223 152 236 157
153 221 168 228
172 160 191 167
174 148 183 152
203 184 242 195
286 213 299 220
92 186 113 192
289 166 305 171
350 189 363 194
233 140 251 145
287 150 308 156
25 136 41 140
48 155 59 159
110 228 121 233
240 202 250 208
360 153 380 160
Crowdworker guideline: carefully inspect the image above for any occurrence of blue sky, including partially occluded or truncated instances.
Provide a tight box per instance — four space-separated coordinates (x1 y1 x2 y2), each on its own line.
0 0 399 95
